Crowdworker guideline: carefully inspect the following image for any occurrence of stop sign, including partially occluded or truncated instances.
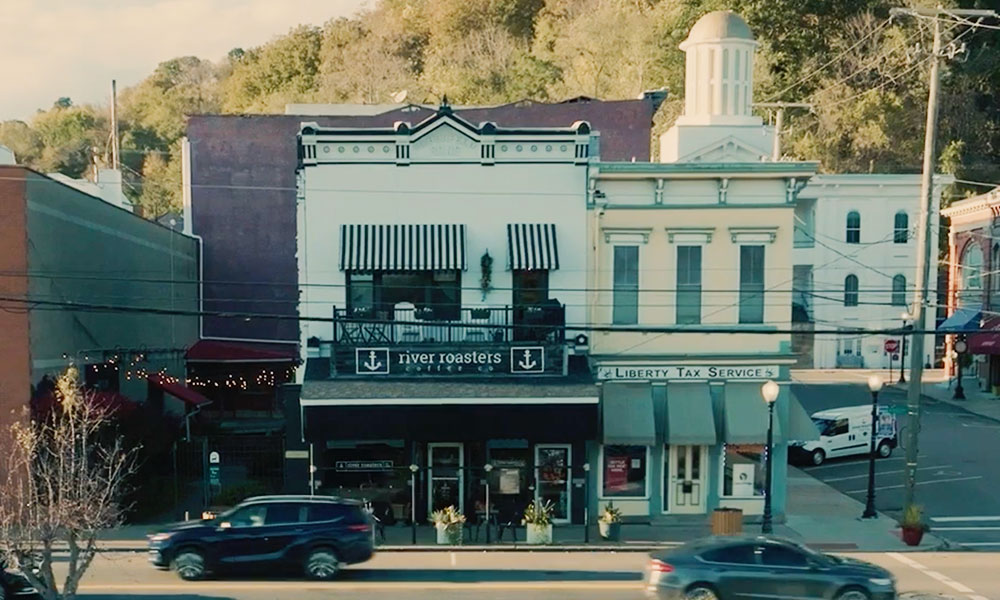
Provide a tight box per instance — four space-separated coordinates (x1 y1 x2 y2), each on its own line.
884 339 899 353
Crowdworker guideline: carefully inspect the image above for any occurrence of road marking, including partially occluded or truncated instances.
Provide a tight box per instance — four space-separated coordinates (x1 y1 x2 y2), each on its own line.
823 465 950 482
845 475 982 494
956 542 1000 547
450 552 457 566
932 516 1000 522
803 455 928 471
933 526 1000 531
886 552 981 597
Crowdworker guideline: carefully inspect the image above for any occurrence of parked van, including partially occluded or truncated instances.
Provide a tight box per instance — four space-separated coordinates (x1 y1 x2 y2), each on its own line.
789 405 898 466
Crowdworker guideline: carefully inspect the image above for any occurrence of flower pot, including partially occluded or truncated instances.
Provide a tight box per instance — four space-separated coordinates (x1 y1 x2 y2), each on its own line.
598 521 621 541
525 523 553 544
901 526 924 547
436 523 462 545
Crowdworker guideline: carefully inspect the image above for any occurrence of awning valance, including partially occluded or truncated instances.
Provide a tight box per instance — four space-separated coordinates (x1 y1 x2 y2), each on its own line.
186 340 298 363
665 383 717 445
969 315 1000 354
148 374 212 408
722 382 783 444
938 305 981 333
507 224 559 270
786 393 820 442
339 224 467 271
602 382 656 445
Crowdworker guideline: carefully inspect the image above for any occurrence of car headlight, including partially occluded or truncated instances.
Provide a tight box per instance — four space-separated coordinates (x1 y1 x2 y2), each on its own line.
148 532 173 542
869 578 893 587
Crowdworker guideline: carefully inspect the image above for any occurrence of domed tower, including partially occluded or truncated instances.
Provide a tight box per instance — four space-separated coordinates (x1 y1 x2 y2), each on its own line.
660 11 774 162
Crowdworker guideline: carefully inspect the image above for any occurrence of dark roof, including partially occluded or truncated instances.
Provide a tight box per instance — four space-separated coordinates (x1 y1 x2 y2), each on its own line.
301 379 598 400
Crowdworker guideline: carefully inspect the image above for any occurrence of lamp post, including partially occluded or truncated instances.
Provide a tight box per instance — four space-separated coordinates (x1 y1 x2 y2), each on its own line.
409 464 419 544
862 375 884 519
899 311 912 384
484 463 493 544
760 380 780 534
954 339 968 400
582 462 591 543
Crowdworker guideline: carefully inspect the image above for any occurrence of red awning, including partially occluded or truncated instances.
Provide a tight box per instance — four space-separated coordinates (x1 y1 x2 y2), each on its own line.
148 374 212 407
969 315 1000 354
185 340 298 363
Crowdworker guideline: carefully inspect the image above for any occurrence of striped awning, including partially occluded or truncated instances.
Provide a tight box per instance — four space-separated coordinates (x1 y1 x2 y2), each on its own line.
507 224 560 270
339 224 467 271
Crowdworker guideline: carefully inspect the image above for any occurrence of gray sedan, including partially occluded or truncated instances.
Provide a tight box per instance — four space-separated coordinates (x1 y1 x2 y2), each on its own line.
644 536 896 600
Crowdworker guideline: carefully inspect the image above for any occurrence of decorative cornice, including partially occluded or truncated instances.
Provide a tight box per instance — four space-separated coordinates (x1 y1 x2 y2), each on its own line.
729 226 778 244
666 227 715 244
603 227 653 244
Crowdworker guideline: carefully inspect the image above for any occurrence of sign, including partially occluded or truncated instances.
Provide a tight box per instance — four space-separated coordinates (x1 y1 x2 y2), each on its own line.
604 456 629 492
354 346 547 376
499 469 520 494
597 364 779 381
334 460 393 471
209 451 220 464
284 450 309 459
732 464 755 496
208 465 221 487
884 339 899 353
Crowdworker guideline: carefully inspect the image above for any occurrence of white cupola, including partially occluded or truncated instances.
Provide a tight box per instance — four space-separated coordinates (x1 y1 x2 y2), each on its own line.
660 11 774 162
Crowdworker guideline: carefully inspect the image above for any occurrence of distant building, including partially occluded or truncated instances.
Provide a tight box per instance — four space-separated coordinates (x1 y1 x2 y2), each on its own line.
46 168 133 212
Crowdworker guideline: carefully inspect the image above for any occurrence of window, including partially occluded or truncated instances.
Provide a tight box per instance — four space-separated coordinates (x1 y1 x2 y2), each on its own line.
959 242 984 307
307 504 344 522
722 444 765 497
894 211 908 243
613 246 639 325
602 445 647 498
846 211 861 244
346 271 461 320
829 418 849 436
265 503 303 525
700 544 758 564
760 544 809 567
892 274 906 306
676 246 702 324
738 245 765 324
224 505 266 527
993 244 1000 292
844 275 859 307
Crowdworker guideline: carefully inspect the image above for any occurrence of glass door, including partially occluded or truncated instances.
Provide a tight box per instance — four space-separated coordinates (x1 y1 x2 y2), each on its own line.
428 443 464 513
535 444 571 523
665 445 707 514
513 270 549 341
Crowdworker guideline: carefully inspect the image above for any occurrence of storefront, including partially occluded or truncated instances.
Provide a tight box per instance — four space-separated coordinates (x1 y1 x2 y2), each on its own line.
588 362 817 522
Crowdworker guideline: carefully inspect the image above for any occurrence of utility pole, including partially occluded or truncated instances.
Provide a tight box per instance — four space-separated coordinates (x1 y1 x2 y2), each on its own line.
110 80 120 170
753 102 812 160
891 6 998 513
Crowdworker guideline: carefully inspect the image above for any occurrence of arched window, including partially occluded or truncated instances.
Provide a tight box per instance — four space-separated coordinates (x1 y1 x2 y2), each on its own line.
844 274 859 307
960 242 984 307
846 211 861 244
892 274 906 306
894 211 908 244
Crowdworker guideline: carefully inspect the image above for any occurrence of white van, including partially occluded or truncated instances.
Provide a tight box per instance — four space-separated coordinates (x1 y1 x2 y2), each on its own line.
789 405 898 466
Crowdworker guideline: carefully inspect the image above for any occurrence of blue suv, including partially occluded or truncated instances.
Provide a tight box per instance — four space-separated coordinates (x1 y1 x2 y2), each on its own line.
148 495 374 580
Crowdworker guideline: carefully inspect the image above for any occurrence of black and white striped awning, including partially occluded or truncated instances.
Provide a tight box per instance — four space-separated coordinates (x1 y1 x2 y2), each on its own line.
339 224 467 271
507 224 560 271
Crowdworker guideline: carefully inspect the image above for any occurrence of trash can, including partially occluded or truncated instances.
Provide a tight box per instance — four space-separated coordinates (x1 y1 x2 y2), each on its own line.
711 508 743 535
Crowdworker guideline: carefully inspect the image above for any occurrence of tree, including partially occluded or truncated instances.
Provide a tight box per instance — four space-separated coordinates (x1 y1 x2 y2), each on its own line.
136 143 182 219
0 367 139 600
0 121 44 165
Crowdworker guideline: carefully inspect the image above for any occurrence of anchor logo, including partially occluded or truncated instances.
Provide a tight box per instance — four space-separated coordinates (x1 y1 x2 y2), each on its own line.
510 347 544 373
355 348 389 375
363 350 382 371
518 349 536 370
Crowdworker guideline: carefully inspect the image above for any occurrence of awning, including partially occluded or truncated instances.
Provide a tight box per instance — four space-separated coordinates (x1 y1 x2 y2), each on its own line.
665 383 717 445
938 305 982 333
722 382 783 444
602 382 656 445
148 374 212 407
186 340 299 363
969 315 1000 354
786 393 820 441
339 224 467 271
507 224 560 270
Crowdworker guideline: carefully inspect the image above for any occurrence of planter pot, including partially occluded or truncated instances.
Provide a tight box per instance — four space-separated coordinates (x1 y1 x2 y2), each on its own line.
598 521 621 541
901 526 924 547
435 523 463 545
525 523 553 544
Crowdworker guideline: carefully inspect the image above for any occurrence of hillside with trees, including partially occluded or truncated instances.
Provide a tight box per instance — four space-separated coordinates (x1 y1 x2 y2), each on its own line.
2 0 997 218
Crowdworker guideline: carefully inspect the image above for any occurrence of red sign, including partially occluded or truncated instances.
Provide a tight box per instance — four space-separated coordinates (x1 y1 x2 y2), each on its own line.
604 457 628 492
884 339 899 353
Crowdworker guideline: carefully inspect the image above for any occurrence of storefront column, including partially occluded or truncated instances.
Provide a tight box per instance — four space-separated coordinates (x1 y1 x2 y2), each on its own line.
280 383 310 494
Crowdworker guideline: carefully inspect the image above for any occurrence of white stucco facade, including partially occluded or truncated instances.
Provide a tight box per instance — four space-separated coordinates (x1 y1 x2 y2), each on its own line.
794 174 952 369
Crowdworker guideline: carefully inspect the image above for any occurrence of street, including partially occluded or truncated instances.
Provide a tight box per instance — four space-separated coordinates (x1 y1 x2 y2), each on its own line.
66 550 997 599
792 382 1000 550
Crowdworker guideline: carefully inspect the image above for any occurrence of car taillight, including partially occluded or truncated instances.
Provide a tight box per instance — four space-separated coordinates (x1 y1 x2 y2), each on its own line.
347 523 370 532
649 559 674 573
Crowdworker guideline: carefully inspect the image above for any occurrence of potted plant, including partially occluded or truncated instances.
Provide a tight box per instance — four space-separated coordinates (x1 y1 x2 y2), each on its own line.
522 500 554 544
598 502 623 541
900 504 929 546
430 505 465 545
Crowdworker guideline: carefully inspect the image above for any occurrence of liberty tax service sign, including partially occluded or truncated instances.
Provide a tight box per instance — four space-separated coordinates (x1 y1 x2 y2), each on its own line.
597 364 779 381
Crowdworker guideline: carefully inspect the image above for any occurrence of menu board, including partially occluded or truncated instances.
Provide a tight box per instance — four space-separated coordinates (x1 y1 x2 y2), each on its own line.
499 468 520 494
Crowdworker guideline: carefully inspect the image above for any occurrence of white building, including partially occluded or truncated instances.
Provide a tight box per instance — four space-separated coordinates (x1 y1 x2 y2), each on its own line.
793 175 952 369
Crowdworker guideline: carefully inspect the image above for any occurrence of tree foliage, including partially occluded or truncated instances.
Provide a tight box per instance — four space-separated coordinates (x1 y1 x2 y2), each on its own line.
2 0 999 217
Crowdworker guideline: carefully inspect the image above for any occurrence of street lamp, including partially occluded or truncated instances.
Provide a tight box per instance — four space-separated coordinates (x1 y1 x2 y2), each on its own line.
899 311 912 384
954 339 968 400
862 375 884 519
760 380 780 534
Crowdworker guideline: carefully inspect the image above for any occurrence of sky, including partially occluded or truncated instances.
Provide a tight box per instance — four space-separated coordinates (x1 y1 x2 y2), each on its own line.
0 0 370 121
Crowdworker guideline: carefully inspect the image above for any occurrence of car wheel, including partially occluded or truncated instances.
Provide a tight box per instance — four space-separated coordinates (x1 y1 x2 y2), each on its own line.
304 548 340 581
811 449 826 466
835 586 871 600
172 550 206 581
877 441 892 458
684 584 719 600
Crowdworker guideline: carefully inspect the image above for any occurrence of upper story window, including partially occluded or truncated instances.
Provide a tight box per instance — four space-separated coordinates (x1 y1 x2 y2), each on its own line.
846 211 861 244
738 245 765 324
891 274 906 306
347 271 462 321
893 211 909 243
959 241 984 307
992 243 1000 293
844 274 859 307
676 246 702 325
613 246 639 325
